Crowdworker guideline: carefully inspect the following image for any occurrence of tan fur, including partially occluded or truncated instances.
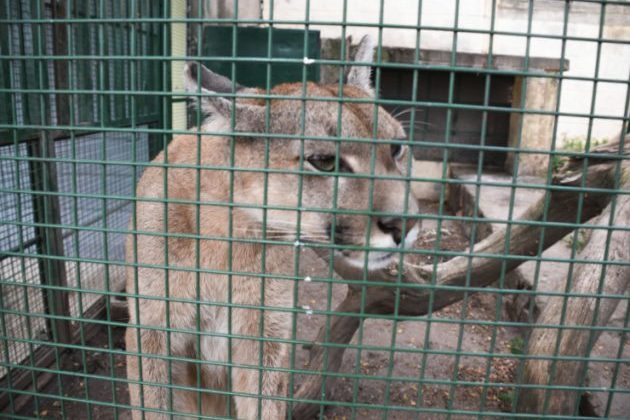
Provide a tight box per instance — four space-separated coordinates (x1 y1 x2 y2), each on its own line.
125 37 418 419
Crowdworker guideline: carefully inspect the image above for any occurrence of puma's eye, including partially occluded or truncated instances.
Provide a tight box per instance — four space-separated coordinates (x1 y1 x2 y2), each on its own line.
306 155 352 173
391 143 406 160
307 155 337 172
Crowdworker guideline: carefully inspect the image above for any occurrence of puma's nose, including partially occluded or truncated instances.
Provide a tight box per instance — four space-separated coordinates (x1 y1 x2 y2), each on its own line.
377 216 417 245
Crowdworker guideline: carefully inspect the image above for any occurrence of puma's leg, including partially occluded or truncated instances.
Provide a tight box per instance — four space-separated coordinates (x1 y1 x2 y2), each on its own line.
126 328 172 420
230 309 290 420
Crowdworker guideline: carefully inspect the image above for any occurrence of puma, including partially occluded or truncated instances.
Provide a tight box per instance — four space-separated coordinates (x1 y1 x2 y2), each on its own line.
125 35 419 419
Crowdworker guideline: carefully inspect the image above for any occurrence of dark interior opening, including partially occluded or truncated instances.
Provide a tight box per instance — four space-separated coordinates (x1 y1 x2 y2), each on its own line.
378 69 514 168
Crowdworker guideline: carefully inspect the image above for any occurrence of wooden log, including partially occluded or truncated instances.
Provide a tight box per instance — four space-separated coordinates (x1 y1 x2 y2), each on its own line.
516 164 630 414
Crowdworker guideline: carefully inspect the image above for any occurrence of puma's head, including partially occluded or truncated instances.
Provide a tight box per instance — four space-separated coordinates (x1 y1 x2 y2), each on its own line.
184 35 419 269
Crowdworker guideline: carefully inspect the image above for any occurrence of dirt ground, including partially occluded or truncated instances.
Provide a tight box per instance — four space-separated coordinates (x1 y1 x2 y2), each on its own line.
15 295 519 420
11 202 623 419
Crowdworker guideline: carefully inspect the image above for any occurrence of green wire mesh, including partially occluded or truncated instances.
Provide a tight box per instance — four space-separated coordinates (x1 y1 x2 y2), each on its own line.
0 0 629 419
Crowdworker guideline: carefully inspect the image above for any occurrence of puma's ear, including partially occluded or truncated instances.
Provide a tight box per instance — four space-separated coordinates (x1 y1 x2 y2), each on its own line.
185 61 243 93
184 62 263 127
346 35 375 93
184 62 234 119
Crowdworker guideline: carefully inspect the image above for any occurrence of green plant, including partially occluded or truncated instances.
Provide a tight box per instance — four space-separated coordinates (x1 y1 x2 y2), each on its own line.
497 390 515 411
561 137 609 153
509 337 525 355
564 229 590 253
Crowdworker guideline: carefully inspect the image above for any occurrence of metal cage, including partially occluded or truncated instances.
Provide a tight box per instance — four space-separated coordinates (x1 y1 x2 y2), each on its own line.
0 0 629 419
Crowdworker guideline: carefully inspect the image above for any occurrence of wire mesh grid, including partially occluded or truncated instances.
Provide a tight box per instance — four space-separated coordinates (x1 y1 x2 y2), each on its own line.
55 130 149 318
0 143 46 381
0 247 46 381
0 0 629 419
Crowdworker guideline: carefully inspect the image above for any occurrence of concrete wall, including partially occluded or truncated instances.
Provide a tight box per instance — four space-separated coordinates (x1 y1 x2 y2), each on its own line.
194 0 261 20
171 0 187 131
261 0 630 145
506 76 559 175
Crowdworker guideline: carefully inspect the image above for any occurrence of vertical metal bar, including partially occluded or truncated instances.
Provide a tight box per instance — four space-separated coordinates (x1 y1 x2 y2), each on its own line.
349 2 386 418
0 269 15 414
442 2 468 417
227 0 241 417
288 1 311 417
477 1 535 416
194 1 203 415
604 265 630 417
411 2 431 415
64 0 92 416
160 0 175 416
96 0 119 416
319 1 349 416
570 3 625 414
510 0 572 412
0 2 21 411
128 0 147 417
473 1 502 415
227 0 240 416
541 2 607 415
381 2 420 417
30 0 70 417
602 69 630 418
51 0 69 127
257 0 274 416
29 2 71 349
